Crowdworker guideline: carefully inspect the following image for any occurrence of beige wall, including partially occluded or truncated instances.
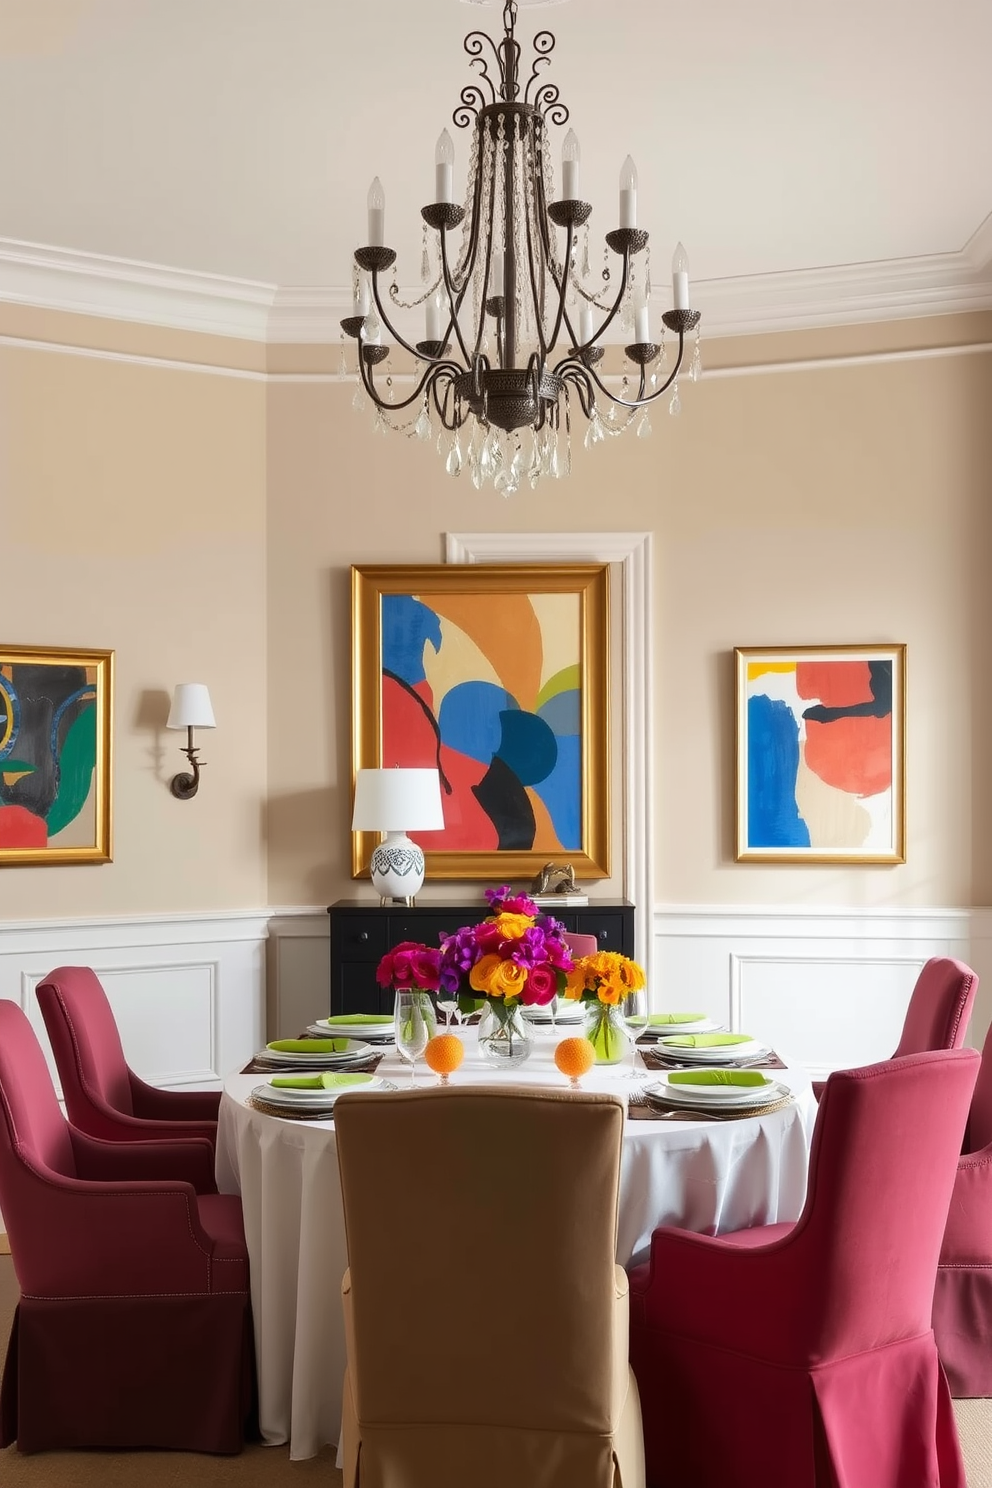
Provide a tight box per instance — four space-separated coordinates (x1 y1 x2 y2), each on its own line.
1 303 989 920
0 311 268 917
266 318 992 911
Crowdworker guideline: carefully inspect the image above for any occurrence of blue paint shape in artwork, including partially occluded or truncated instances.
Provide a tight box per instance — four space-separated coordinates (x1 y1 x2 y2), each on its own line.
747 694 810 848
494 709 558 787
380 595 443 686
437 681 518 766
538 688 580 737
532 734 581 850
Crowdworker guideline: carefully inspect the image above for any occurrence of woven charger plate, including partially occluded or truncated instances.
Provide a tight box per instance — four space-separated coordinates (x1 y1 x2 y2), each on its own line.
629 1092 794 1122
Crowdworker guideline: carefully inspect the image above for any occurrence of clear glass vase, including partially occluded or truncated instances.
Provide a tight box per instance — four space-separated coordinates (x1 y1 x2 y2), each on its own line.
583 1000 630 1065
477 1000 533 1068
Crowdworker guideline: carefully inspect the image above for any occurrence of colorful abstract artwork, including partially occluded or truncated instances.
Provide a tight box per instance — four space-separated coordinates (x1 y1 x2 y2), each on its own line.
735 645 905 863
0 647 113 865
352 565 610 880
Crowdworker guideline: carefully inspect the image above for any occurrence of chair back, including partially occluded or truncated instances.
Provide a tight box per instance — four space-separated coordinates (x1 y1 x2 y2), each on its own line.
561 931 598 959
964 1018 992 1153
36 965 134 1120
335 1087 624 1434
788 1048 978 1360
892 957 977 1058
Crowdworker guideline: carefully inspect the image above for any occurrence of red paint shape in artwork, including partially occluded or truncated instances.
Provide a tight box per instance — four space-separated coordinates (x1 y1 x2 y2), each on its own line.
381 676 436 766
411 746 499 851
805 715 892 796
796 661 873 706
0 805 47 848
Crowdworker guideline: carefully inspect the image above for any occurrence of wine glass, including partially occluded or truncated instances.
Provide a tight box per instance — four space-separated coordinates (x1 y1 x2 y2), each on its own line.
624 989 652 1080
393 991 436 1086
436 988 460 1032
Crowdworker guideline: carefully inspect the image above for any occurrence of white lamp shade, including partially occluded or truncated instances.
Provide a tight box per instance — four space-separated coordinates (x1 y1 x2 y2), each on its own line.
167 683 216 730
352 768 444 831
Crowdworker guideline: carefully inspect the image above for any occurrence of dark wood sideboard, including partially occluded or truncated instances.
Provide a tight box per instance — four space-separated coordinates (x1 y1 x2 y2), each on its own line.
327 899 635 1016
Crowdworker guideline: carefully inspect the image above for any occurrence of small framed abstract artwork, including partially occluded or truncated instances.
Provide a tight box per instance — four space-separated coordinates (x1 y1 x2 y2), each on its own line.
352 563 610 881
0 646 114 866
735 644 905 864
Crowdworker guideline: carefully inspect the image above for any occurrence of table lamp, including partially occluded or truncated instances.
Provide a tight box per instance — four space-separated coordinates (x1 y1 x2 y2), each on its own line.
351 767 444 904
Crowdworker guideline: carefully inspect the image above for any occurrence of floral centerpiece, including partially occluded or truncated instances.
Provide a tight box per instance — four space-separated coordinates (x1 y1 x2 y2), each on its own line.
563 949 647 1064
376 886 574 1067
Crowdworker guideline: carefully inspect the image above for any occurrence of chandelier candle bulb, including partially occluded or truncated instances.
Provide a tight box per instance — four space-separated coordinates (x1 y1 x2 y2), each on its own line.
363 310 381 346
634 295 651 344
619 155 638 229
435 129 454 204
352 278 369 319
426 291 443 343
562 128 580 200
488 249 504 298
367 176 385 247
672 242 690 310
579 303 595 345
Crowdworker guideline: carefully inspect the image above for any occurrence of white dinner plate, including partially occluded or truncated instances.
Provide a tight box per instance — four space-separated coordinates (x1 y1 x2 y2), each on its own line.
628 1016 720 1038
655 1036 766 1064
309 1019 395 1041
646 1075 786 1108
253 1076 385 1107
521 1002 584 1023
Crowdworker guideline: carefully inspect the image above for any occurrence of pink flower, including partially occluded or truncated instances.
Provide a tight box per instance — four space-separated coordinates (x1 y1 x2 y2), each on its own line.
522 963 558 1006
376 941 440 991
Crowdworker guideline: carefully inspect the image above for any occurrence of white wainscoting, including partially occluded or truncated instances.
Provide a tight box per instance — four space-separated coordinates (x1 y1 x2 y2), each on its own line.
266 910 331 1039
654 905 992 1079
0 910 269 1097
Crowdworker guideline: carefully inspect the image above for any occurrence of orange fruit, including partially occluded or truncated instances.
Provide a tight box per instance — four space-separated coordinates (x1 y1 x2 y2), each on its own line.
425 1033 465 1076
555 1036 595 1081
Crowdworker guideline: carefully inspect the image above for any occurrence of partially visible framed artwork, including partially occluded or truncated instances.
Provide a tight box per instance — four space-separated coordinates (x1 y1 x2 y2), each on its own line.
352 563 610 881
0 646 114 865
735 644 905 864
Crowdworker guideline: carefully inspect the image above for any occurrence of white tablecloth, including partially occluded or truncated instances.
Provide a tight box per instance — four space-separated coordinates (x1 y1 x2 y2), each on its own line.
216 1035 816 1460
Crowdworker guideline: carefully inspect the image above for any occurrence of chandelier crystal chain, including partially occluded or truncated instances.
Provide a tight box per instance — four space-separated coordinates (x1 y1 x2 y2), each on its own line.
342 0 701 493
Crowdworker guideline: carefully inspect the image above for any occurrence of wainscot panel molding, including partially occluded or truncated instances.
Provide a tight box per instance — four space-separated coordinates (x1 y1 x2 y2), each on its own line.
266 911 332 1040
654 904 992 1080
0 910 268 1096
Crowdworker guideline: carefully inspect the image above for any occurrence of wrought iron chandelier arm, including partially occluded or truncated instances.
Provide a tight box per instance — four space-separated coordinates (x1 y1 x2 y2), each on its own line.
436 229 475 366
559 364 597 421
365 270 430 364
359 348 460 415
556 330 687 409
544 220 576 356
429 370 468 431
470 143 501 363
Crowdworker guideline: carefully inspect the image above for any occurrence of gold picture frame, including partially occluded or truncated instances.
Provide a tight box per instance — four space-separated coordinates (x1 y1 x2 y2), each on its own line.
352 564 610 881
735 643 906 864
0 646 114 866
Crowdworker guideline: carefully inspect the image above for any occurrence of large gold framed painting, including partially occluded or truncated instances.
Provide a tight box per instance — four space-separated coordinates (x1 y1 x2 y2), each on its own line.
0 647 114 865
352 564 610 881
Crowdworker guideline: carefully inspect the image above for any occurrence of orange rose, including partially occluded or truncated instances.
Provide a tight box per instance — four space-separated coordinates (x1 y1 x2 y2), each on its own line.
469 954 502 994
489 958 528 1000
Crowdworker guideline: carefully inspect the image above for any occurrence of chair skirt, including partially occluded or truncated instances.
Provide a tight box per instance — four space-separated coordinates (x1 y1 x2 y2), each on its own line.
933 1266 992 1397
629 1318 965 1488
0 1292 255 1454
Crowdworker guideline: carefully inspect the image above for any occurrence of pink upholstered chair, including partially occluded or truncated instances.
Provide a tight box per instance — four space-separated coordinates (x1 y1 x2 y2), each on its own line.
36 965 221 1159
0 1000 254 1454
813 956 978 1099
934 1016 992 1395
561 931 598 958
628 1048 979 1488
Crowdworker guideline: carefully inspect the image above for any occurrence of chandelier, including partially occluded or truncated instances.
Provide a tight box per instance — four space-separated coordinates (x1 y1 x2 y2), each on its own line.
341 0 701 493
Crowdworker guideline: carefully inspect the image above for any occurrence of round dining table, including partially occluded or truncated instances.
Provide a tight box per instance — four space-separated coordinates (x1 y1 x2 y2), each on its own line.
216 1031 817 1461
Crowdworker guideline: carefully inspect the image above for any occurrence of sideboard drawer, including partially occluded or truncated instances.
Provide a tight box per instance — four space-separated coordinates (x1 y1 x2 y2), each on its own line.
332 914 388 962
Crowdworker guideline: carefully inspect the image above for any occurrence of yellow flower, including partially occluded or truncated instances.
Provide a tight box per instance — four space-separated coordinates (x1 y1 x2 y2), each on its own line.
563 964 590 1000
489 958 528 1000
469 955 502 994
491 911 533 941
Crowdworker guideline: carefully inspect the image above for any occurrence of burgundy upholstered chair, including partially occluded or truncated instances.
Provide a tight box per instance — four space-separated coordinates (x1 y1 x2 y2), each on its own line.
934 1016 992 1395
813 956 978 1099
628 1048 979 1488
36 965 221 1160
561 931 599 958
0 1000 253 1454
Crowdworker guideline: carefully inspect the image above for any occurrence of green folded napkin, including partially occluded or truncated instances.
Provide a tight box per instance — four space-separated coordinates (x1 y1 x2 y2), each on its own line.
668 1069 769 1088
663 1032 752 1048
322 1014 394 1025
270 1072 375 1090
267 1038 352 1053
628 1012 707 1027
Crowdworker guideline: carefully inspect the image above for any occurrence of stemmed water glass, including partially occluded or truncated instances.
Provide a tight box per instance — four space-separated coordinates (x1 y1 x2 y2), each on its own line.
624 989 652 1080
393 991 436 1086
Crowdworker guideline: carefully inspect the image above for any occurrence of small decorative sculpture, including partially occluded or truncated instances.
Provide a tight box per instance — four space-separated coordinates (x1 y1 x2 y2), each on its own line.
532 862 578 896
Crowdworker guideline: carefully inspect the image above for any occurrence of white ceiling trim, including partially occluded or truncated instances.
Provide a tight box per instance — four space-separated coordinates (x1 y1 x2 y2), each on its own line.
1 231 990 347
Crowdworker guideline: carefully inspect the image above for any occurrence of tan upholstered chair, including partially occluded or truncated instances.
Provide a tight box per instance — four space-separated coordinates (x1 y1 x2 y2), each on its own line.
334 1086 645 1488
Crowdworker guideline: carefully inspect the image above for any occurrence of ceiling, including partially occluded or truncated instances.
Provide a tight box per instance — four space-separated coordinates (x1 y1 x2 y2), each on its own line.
1 0 990 339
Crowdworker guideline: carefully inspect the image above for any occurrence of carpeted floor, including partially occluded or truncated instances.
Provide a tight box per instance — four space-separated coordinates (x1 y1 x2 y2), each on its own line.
0 1247 990 1484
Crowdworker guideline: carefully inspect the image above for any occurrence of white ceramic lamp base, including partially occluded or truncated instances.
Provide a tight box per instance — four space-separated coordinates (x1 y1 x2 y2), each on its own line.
370 831 426 904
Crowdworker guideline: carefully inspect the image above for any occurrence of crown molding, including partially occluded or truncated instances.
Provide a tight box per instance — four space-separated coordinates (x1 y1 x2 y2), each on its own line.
0 236 276 341
1 221 991 347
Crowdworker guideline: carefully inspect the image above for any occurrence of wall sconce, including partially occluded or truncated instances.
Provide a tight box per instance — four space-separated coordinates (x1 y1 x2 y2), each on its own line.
166 683 216 800
351 767 444 904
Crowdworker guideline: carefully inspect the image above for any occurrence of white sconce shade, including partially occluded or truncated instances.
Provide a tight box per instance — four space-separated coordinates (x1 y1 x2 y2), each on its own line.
352 768 444 831
167 684 216 730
